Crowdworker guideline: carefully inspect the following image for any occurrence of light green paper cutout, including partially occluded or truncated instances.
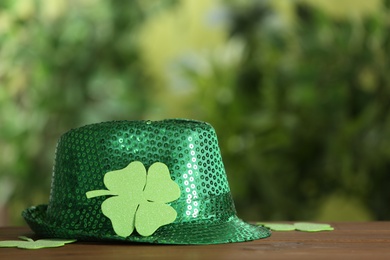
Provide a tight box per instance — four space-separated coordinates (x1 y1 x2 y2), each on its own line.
257 223 296 231
0 236 76 249
294 222 334 232
257 222 334 232
86 161 180 237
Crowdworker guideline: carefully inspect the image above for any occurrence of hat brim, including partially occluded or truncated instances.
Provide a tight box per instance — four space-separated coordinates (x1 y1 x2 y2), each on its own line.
23 205 271 245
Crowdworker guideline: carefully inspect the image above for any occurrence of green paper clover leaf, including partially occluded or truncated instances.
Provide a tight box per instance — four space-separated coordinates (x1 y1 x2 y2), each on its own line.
257 223 296 231
294 222 334 232
86 161 180 237
257 222 334 232
0 236 76 249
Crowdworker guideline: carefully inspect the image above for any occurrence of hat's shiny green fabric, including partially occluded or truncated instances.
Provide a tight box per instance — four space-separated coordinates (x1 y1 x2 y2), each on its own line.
22 119 270 244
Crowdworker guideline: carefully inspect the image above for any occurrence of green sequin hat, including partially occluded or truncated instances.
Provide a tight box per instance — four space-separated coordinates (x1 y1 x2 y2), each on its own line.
22 119 270 244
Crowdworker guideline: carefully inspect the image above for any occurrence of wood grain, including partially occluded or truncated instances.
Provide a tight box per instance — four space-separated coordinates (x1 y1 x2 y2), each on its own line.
1 222 389 259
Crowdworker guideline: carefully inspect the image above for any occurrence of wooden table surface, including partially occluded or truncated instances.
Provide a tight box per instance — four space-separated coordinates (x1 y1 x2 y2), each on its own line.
1 222 390 259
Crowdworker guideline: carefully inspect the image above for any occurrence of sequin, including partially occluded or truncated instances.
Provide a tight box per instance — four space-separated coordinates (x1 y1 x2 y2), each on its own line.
22 119 270 244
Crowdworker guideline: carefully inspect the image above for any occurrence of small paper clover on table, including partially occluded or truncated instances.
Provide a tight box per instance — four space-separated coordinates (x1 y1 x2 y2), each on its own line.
294 222 334 232
86 161 180 237
257 222 334 232
0 236 76 249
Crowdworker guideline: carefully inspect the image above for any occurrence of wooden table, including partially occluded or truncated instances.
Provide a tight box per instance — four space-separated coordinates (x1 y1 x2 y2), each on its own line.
1 222 389 259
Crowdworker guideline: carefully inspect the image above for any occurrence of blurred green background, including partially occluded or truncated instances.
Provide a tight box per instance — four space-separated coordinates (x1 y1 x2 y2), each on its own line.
1 0 390 226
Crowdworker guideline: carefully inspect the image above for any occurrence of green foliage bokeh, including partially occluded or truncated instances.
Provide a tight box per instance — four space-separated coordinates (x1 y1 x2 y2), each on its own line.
1 0 390 225
0 0 156 224
197 1 390 221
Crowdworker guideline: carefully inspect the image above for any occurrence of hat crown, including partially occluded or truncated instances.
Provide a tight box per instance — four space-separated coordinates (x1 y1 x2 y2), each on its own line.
46 119 236 233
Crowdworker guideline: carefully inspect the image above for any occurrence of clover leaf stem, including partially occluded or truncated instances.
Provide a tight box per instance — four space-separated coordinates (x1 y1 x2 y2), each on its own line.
86 190 118 198
18 236 33 242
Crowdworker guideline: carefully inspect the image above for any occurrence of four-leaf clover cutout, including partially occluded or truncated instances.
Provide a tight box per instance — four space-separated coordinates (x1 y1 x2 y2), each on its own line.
257 222 334 232
0 236 76 249
86 161 180 237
